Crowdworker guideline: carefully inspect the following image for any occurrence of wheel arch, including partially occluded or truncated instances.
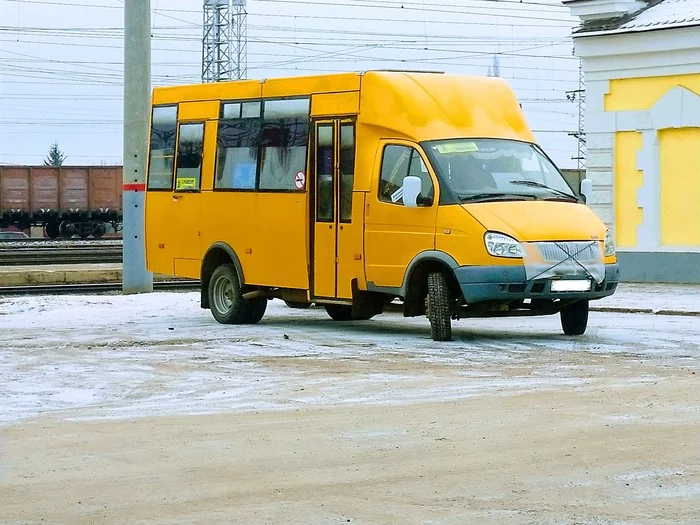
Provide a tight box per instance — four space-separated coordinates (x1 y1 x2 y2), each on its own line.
200 242 245 309
402 251 462 317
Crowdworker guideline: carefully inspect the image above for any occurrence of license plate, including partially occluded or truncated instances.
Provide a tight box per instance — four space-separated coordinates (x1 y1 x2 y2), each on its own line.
551 280 591 292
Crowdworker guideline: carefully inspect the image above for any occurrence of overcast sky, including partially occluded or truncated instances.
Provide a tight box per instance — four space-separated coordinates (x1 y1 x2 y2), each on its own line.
0 0 582 167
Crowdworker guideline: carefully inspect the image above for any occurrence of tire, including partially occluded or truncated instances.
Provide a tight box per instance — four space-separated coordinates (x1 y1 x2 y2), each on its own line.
560 299 589 336
284 300 311 309
45 220 60 239
208 264 249 324
427 272 453 341
325 304 353 321
245 297 267 324
59 221 75 240
92 223 106 239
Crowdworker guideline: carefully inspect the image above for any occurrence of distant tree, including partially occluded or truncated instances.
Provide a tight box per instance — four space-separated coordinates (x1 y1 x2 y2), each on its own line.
44 142 67 166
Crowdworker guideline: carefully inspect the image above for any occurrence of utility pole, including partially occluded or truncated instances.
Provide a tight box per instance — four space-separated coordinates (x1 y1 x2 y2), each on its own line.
123 0 153 294
202 0 247 83
566 58 586 171
232 0 247 80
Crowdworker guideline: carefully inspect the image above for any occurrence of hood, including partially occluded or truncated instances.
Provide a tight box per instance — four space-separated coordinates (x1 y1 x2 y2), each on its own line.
462 200 607 242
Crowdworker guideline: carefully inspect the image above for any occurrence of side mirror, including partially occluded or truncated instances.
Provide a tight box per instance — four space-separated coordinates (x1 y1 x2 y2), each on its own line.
580 178 592 204
401 176 422 208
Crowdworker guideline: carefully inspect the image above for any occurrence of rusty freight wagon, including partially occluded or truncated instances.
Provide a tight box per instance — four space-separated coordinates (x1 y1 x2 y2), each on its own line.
0 166 122 238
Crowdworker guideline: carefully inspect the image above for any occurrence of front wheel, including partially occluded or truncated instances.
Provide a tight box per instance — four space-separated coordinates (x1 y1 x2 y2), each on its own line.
427 272 453 341
208 264 249 324
560 299 589 335
245 297 267 324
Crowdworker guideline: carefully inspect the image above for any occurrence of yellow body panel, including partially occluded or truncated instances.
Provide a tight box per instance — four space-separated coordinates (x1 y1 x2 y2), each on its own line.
200 192 309 289
465 201 607 243
178 101 219 121
364 202 438 288
605 74 700 111
614 132 644 247
145 71 609 303
659 128 700 246
262 72 361 98
152 80 262 105
145 192 176 275
435 205 515 268
311 91 360 117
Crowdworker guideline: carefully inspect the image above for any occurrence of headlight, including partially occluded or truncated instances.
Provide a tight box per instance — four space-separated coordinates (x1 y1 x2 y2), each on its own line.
604 229 615 257
485 232 522 258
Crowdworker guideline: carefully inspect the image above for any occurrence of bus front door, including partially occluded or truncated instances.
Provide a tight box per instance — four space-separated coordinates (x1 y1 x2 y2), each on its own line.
312 120 356 299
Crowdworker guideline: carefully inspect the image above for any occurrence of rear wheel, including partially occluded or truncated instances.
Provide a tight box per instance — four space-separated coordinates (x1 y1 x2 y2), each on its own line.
427 272 453 341
560 299 589 335
284 300 311 309
325 304 353 321
208 264 249 324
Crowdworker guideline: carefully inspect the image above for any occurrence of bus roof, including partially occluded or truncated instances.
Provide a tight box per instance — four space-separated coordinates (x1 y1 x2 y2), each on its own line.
152 70 534 143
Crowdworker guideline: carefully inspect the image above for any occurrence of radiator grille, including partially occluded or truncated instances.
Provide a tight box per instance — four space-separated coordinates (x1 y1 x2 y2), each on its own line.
536 241 601 263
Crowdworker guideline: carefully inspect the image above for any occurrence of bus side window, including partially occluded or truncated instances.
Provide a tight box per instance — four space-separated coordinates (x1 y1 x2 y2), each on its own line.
379 145 411 203
259 98 310 191
408 149 434 206
379 145 433 206
147 105 178 190
339 123 355 222
174 123 204 192
216 118 260 190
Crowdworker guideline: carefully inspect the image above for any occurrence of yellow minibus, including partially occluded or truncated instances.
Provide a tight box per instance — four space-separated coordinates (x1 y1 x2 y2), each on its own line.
145 71 619 341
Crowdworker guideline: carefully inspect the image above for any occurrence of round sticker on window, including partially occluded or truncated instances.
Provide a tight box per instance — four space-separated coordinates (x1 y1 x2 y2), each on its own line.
294 171 306 190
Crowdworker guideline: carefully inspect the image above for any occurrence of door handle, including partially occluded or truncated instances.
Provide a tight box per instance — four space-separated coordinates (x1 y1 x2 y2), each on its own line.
173 194 182 201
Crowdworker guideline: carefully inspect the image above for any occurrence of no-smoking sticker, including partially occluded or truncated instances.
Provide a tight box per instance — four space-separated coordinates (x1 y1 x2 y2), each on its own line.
294 171 306 190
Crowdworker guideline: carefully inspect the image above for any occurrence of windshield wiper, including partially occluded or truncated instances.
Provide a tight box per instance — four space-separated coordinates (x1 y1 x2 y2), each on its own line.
458 192 538 203
508 180 578 201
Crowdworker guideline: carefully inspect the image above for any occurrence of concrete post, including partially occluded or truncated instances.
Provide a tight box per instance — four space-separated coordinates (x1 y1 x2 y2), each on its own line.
123 0 153 294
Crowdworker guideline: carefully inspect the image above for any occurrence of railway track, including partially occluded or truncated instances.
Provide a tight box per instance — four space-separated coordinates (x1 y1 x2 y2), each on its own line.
0 243 123 266
0 280 200 295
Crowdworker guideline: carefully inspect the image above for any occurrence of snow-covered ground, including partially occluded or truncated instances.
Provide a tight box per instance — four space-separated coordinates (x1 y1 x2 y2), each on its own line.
1 290 698 426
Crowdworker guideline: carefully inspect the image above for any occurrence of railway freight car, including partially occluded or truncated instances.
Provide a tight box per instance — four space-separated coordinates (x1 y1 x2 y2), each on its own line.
0 165 122 238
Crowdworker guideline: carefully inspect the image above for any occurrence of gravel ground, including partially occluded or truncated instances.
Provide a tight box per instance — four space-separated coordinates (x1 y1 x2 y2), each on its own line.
0 288 698 524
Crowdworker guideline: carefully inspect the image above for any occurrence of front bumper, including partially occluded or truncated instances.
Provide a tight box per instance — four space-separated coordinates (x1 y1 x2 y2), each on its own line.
455 263 620 304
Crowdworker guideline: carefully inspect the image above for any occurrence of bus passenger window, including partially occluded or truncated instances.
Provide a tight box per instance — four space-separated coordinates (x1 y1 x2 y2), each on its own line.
216 119 260 190
147 105 177 190
259 98 310 191
174 123 204 192
339 123 355 222
316 124 334 222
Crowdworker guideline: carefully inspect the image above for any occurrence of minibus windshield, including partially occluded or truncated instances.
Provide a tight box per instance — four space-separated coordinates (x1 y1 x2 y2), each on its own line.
423 138 578 203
